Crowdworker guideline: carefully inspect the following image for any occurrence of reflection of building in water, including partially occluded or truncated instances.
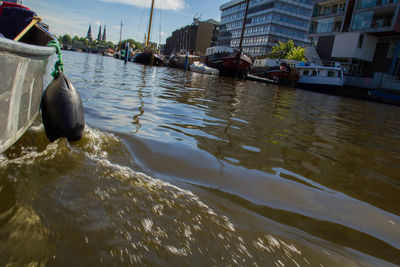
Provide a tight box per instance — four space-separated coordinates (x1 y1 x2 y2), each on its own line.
154 75 400 218
169 77 297 171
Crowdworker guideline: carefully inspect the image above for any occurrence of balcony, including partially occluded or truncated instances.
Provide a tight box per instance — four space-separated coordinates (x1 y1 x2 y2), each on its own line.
356 0 400 10
312 3 346 18
313 8 345 17
351 9 395 31
309 19 343 34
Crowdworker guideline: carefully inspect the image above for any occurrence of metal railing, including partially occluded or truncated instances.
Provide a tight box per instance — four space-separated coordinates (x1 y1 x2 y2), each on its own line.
344 72 400 90
382 73 400 90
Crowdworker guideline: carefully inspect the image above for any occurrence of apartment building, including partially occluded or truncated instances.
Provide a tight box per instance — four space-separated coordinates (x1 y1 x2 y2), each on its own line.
217 0 314 56
309 0 400 76
164 19 219 56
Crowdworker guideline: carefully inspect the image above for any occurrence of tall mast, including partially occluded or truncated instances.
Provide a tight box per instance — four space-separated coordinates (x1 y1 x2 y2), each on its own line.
236 0 250 78
146 0 155 47
238 0 250 53
119 20 123 50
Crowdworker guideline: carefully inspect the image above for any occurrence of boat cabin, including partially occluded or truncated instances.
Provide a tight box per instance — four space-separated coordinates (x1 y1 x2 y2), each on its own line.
206 46 237 56
296 64 344 80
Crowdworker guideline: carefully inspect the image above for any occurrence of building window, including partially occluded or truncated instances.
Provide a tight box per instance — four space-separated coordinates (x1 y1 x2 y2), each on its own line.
357 34 364 48
315 18 334 33
312 37 318 47
357 0 396 9
387 41 400 58
334 20 342 32
358 0 378 9
352 10 393 29
352 11 373 29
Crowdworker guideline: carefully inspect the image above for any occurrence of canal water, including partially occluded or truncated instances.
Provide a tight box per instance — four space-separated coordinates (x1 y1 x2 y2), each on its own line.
1 51 400 266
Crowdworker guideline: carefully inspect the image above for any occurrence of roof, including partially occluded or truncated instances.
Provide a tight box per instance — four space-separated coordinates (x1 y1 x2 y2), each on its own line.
220 0 246 11
203 19 219 25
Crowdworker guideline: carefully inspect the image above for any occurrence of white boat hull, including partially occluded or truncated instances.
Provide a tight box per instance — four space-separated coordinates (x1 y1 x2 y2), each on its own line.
0 38 54 153
190 61 219 75
298 76 344 87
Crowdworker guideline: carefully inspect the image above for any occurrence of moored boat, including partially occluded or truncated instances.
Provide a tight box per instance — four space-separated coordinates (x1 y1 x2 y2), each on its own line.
190 61 219 75
0 2 56 153
265 62 300 87
205 46 252 78
251 58 298 77
133 50 165 66
295 63 345 91
167 52 200 69
132 0 165 67
251 58 300 86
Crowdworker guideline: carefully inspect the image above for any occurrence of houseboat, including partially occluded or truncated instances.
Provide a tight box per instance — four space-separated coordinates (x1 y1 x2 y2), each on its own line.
295 63 345 91
205 46 252 78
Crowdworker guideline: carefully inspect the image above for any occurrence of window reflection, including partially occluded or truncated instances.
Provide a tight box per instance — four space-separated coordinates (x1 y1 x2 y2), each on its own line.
356 0 398 9
352 10 393 30
352 11 374 29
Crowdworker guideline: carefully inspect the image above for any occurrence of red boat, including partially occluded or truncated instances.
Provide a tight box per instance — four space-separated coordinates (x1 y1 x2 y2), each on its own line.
266 62 300 87
205 46 252 79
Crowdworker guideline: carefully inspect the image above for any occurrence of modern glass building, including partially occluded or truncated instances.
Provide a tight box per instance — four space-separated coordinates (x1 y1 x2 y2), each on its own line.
217 0 314 56
309 0 400 76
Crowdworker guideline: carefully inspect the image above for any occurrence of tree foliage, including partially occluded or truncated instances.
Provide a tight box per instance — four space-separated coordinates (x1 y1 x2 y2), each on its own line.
79 37 89 46
267 40 306 62
286 46 306 62
57 33 142 51
117 39 143 51
60 34 72 45
269 40 295 59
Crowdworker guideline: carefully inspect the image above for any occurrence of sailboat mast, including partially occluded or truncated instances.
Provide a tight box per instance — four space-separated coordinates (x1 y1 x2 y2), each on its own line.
236 0 250 78
119 20 123 50
238 0 250 52
146 0 155 47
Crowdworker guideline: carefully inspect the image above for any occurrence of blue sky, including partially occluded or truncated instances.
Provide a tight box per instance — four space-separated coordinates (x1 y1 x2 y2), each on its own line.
26 0 227 44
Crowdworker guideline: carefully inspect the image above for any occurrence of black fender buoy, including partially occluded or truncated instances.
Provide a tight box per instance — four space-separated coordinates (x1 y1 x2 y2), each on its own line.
41 72 85 142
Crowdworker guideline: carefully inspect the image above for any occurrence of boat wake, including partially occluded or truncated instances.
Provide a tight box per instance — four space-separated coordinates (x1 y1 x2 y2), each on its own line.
0 124 399 266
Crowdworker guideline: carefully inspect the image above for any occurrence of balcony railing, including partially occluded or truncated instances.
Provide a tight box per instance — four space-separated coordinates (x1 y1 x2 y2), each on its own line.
313 8 345 17
357 0 400 10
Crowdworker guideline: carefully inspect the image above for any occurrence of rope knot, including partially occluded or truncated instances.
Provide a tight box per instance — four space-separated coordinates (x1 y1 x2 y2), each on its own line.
46 40 64 78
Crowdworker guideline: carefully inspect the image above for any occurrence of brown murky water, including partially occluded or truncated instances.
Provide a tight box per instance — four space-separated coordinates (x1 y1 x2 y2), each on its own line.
1 51 400 266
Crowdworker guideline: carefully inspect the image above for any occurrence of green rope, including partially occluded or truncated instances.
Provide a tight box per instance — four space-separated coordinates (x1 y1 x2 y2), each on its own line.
46 40 64 78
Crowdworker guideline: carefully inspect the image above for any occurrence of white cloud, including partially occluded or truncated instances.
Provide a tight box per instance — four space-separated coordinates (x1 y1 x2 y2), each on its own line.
95 21 102 26
38 13 88 37
98 0 187 11
114 25 121 30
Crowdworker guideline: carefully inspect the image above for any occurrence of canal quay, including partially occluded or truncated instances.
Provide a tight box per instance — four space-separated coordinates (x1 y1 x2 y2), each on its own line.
1 51 400 266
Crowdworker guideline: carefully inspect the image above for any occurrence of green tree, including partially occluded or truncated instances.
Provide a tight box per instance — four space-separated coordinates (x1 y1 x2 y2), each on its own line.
118 39 143 51
269 40 295 59
61 34 72 45
72 36 79 44
106 41 115 49
286 46 306 62
79 37 89 46
89 40 98 48
265 40 307 62
132 40 143 50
